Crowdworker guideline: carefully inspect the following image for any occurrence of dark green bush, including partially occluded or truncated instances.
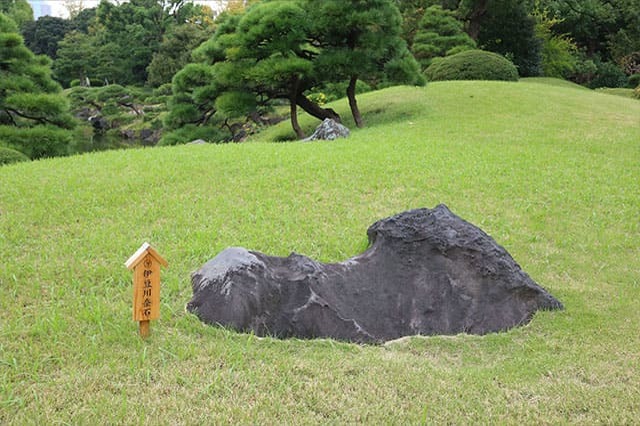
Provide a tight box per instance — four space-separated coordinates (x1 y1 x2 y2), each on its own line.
476 0 541 77
424 50 519 82
153 83 173 97
0 125 73 159
627 74 640 89
568 52 598 86
412 5 476 70
0 145 30 165
589 61 628 89
158 125 227 146
311 80 373 103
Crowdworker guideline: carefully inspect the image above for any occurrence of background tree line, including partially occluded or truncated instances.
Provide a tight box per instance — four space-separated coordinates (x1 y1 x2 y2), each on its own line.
1 0 639 163
9 0 639 90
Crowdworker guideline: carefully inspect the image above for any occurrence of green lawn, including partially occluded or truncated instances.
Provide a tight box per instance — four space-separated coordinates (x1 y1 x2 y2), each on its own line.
594 87 638 99
1 80 639 423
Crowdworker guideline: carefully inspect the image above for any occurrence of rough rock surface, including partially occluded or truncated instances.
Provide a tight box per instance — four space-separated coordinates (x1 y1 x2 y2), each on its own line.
88 114 109 131
187 205 563 343
303 118 350 141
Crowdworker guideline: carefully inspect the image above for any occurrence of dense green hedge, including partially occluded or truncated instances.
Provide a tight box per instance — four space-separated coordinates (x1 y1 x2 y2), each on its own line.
627 73 640 89
0 125 74 159
158 124 226 146
589 61 628 89
425 50 519 82
0 145 30 166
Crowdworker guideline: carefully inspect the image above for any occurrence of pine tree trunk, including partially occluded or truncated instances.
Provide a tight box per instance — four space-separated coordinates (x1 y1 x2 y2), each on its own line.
290 78 306 139
295 93 341 123
290 94 305 139
465 0 489 41
347 76 363 128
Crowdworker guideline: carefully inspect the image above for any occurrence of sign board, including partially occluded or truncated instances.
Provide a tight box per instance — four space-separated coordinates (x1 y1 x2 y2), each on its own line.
125 242 167 337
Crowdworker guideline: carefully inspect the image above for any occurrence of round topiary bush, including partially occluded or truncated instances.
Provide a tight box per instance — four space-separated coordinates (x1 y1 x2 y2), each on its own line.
589 61 627 89
425 49 519 82
0 146 30 166
627 73 640 89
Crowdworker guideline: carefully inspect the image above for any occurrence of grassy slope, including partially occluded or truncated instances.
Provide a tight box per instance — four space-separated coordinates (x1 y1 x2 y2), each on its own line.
594 87 638 99
520 77 591 91
1 80 639 423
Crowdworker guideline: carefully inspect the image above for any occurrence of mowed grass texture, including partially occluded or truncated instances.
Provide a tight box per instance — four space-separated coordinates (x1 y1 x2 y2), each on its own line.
1 81 639 423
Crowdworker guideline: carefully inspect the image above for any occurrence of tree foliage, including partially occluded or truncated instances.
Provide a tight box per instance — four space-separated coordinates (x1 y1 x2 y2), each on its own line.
0 13 75 158
395 0 460 48
53 30 97 87
310 0 424 128
476 0 542 76
146 7 215 87
169 0 423 140
412 5 476 70
537 0 640 62
0 0 32 28
21 16 73 59
0 145 29 165
52 0 210 87
533 7 577 78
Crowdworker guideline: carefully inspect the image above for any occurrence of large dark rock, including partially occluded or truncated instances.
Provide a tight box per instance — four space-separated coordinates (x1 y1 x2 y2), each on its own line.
88 114 109 132
187 205 563 343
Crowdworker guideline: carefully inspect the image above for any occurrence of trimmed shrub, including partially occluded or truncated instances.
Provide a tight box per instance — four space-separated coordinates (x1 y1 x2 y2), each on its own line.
412 5 476 70
158 124 227 146
310 80 372 103
425 50 519 82
153 83 173 97
589 61 628 89
627 74 640 89
569 53 597 86
0 146 30 166
89 78 105 87
0 125 73 159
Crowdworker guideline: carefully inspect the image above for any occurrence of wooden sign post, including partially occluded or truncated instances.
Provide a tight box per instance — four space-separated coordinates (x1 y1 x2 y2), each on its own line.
125 242 168 338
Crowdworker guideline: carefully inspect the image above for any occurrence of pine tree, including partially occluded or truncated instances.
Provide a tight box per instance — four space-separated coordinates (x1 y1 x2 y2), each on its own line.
0 13 75 158
310 0 424 128
412 5 476 70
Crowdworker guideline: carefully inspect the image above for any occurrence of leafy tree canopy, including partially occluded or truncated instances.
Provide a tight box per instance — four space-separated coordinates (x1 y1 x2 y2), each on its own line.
310 0 424 127
0 0 32 28
412 5 476 70
53 0 211 87
537 0 640 62
170 0 423 140
21 16 73 59
476 0 542 76
0 13 75 158
146 17 213 87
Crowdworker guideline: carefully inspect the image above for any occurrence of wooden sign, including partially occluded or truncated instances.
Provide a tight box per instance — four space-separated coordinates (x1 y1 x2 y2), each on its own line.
125 242 168 338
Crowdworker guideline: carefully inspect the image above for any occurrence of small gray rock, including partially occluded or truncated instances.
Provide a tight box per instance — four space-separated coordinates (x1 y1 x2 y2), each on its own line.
303 118 350 141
